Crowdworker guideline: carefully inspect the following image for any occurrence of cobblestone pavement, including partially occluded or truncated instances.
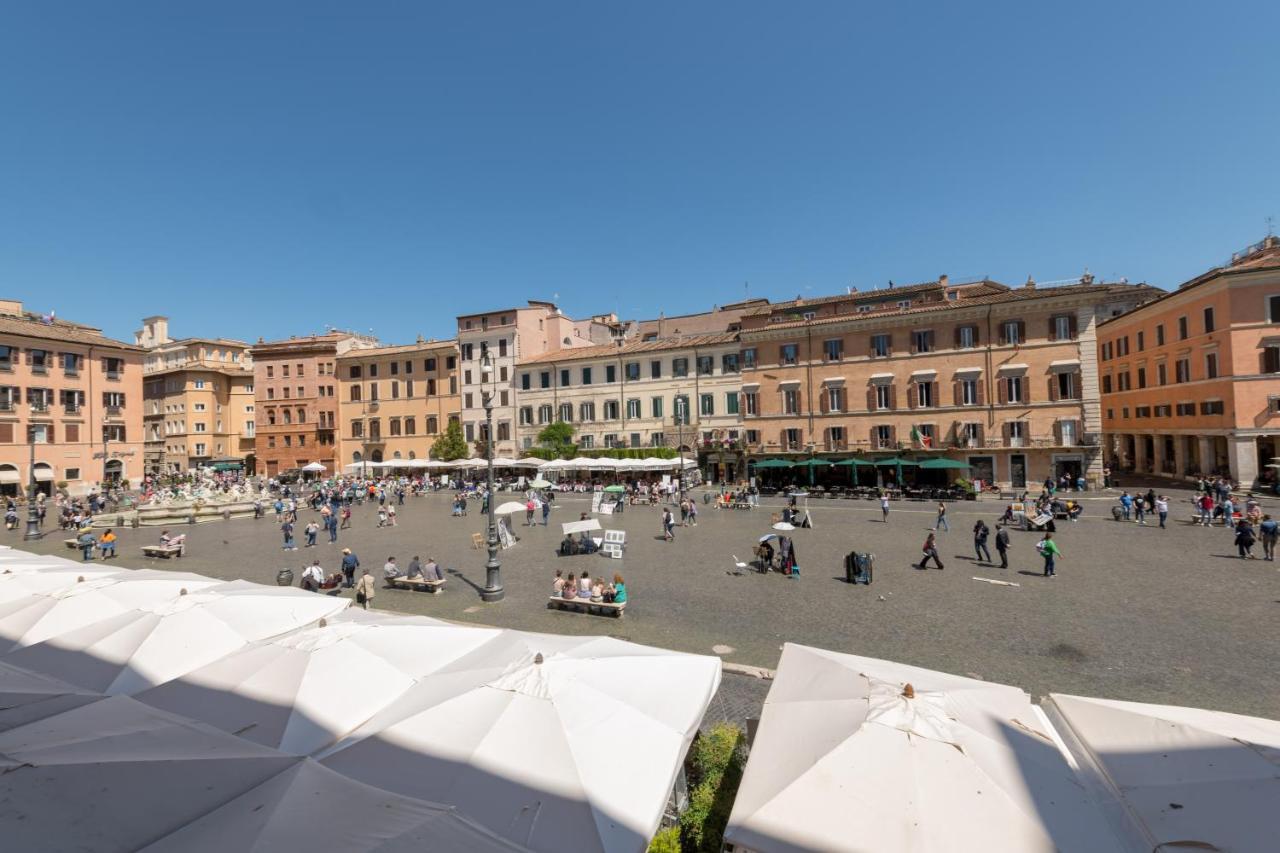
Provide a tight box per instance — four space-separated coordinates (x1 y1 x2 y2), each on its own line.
13 484 1280 719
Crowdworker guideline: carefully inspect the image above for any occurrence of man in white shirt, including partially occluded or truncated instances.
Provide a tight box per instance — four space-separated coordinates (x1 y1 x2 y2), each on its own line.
383 557 402 581
301 561 324 592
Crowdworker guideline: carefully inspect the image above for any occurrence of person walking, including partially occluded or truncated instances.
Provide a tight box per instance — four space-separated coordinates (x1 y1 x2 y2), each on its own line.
1198 493 1214 526
281 519 297 551
880 492 890 522
1134 495 1146 525
994 523 1011 569
98 528 118 560
917 532 944 570
1155 495 1169 529
1222 496 1235 530
354 569 376 610
525 498 536 527
340 548 359 588
662 508 675 541
1234 519 1256 559
973 520 992 563
932 501 949 532
1038 533 1062 577
387 504 397 527
541 499 551 526
1260 514 1278 561
1119 491 1133 521
327 513 338 543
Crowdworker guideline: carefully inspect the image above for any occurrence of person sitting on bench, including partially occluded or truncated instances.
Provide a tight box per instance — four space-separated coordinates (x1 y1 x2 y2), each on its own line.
579 533 597 554
577 571 593 599
559 535 579 556
562 573 577 599
422 558 443 582
406 556 423 579
553 569 566 595
158 530 185 553
383 557 402 581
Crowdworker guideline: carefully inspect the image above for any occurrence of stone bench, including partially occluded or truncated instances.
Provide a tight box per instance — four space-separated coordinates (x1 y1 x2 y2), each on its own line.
386 576 446 594
141 543 184 558
547 595 626 618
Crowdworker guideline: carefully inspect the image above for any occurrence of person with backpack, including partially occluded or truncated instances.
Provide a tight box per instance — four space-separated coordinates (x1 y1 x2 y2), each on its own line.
917 532 944 570
1037 533 1061 577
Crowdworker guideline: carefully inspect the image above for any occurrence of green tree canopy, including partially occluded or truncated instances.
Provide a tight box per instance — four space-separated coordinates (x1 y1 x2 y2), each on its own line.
430 419 469 461
536 421 575 456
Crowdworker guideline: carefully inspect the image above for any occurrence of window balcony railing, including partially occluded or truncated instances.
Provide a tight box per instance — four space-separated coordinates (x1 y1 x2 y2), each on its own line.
63 404 81 416
106 371 122 381
0 400 13 412
30 402 50 414
105 406 123 418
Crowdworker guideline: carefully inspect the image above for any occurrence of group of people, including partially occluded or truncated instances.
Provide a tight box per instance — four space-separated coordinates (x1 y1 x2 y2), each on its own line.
1117 490 1171 527
552 569 626 604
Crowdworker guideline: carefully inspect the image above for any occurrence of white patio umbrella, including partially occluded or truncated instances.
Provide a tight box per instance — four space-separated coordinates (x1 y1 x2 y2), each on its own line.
585 457 618 469
0 658 102 734
2 579 349 696
515 457 545 468
0 564 122 606
1047 693 1280 853
724 643 1125 853
143 759 533 853
490 457 520 467
0 695 299 853
137 615 502 755
0 569 220 652
771 521 796 531
561 518 602 535
0 549 83 572
539 458 569 471
641 457 675 471
301 462 327 472
528 478 552 489
317 631 722 853
404 458 432 469
495 501 530 515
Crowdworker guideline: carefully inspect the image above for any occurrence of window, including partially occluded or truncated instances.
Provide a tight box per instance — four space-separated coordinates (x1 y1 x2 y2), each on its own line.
1175 358 1190 383
674 396 690 424
405 379 414 397
519 406 533 425
194 422 207 433
1002 321 1022 345
875 425 892 449
390 381 400 399
625 362 640 381
1200 400 1225 415
726 392 740 415
559 369 570 387
1118 336 1129 357
1270 295 1280 324
1153 324 1164 346
722 353 739 373
1117 371 1131 391
520 373 531 391
537 404 553 424
103 391 126 409
741 349 757 369
28 424 50 443
579 366 592 385
779 345 798 366
1057 371 1078 399
961 422 981 447
1176 402 1195 416
783 428 802 450
957 326 977 349
1157 363 1167 385
875 384 892 410
426 416 439 434
604 400 620 420
1154 405 1171 418
1264 347 1280 374
404 417 416 435
1053 315 1074 341
29 349 49 373
498 338 507 357
651 397 664 418
1005 376 1023 403
103 357 123 378
1178 316 1188 339
57 353 78 375
697 356 714 375
626 399 641 419
782 389 800 415
1136 331 1145 351
672 358 689 377
580 401 596 422
388 418 401 436
540 371 551 389
826 387 842 412
1136 367 1146 389
824 339 843 361
558 403 573 423
700 394 714 416
916 381 933 407
960 379 977 406
103 424 127 442
828 426 846 447
0 346 12 370
461 343 473 361
912 330 933 353
1134 406 1151 419
1101 342 1112 361
650 360 662 379
870 334 891 358
1007 421 1026 446
1203 306 1215 333
1205 352 1218 379
578 435 594 449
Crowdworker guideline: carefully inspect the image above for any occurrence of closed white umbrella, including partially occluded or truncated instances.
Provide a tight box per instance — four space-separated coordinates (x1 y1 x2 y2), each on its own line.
724 643 1125 853
0 658 102 734
317 631 722 853
1047 693 1280 853
2 579 349 696
138 614 502 756
0 569 220 652
143 759 533 852
495 501 530 515
0 695 299 853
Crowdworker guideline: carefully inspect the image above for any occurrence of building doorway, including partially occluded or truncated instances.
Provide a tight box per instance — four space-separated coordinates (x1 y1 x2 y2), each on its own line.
0 464 19 498
1010 454 1027 489
1053 455 1082 485
33 463 54 496
104 459 123 486
968 456 995 490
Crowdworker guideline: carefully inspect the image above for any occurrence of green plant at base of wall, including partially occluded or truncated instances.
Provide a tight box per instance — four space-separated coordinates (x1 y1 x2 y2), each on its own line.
678 722 747 853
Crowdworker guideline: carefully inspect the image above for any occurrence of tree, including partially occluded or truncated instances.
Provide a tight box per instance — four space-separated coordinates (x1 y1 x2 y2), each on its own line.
431 419 468 461
537 421 575 457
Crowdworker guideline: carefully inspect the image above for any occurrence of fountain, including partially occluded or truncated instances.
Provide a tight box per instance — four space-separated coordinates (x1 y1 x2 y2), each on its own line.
99 471 264 528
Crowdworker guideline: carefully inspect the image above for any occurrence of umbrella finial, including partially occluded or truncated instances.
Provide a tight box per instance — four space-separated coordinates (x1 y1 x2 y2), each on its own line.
319 617 328 628
179 587 187 596
77 575 85 583
534 652 544 665
902 683 916 699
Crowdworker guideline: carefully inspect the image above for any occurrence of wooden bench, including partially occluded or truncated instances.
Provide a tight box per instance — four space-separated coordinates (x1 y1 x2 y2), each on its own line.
547 595 626 618
386 576 446 594
141 543 184 559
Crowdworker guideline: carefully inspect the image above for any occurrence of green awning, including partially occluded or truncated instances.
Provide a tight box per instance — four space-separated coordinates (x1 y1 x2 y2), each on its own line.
603 485 626 493
210 462 243 471
874 457 919 466
832 458 873 467
792 459 831 468
753 459 795 469
916 458 971 470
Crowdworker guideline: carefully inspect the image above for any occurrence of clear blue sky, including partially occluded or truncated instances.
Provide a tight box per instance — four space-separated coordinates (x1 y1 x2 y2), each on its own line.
2 2 1277 346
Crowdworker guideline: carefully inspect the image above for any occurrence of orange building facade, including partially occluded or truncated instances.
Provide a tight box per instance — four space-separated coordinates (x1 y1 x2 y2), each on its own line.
738 277 1159 489
1098 236 1280 486
250 333 377 478
0 299 144 496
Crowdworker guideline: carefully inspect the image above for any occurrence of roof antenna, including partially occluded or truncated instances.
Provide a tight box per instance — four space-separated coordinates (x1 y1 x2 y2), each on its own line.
1267 215 1275 238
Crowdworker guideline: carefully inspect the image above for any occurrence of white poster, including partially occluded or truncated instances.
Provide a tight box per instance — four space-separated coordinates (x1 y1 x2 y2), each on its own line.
590 491 603 514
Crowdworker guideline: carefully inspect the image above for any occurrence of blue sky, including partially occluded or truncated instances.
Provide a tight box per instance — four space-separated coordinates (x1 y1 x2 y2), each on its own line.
2 2 1277 345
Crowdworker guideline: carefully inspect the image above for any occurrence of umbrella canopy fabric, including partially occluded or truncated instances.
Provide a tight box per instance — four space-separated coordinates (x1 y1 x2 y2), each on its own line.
602 485 626 493
0 570 221 653
495 501 531 515
0 564 123 605
792 459 831 468
143 759 533 853
0 658 102 734
1048 693 1280 853
317 631 722 853
873 456 919 466
753 459 794 469
561 519 602 535
538 459 569 470
137 616 502 756
490 457 520 467
515 457 545 468
771 522 796 531
758 533 780 542
832 458 873 467
300 462 327 472
724 643 1125 853
917 458 972 470
2 580 349 696
528 478 552 489
0 695 300 853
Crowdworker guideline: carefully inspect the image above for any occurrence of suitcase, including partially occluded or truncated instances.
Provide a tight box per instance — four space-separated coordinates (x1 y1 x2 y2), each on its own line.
844 552 874 585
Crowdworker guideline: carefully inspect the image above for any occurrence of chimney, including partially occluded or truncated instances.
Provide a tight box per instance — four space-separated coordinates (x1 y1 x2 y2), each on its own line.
0 299 24 318
1081 270 1095 285
1024 276 1036 290
938 274 948 288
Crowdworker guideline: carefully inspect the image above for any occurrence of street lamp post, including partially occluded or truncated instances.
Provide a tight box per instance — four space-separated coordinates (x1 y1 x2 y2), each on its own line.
24 428 42 541
479 352 504 602
675 394 687 502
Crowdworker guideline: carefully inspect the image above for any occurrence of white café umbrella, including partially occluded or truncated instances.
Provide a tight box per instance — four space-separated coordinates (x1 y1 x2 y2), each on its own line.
771 521 796 531
1046 693 1280 853
317 631 722 853
0 565 122 606
490 457 520 467
539 458 569 471
0 658 102 734
528 478 553 489
641 457 675 471
0 548 83 573
0 695 299 853
495 501 530 515
404 458 432 469
143 759 532 853
138 614 502 756
2 579 350 697
0 569 220 653
515 457 545 468
724 643 1125 853
301 462 327 472
561 518 602 536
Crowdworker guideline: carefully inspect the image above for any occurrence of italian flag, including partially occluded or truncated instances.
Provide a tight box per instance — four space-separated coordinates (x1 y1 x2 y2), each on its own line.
911 426 932 448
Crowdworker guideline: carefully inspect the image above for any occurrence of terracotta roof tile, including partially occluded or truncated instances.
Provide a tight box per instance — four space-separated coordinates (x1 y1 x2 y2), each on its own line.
0 314 141 350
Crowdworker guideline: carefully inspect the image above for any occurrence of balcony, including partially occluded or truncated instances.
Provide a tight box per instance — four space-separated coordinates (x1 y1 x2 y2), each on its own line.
105 406 123 419
106 371 122 381
29 402 51 415
0 400 13 412
63 404 81 416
